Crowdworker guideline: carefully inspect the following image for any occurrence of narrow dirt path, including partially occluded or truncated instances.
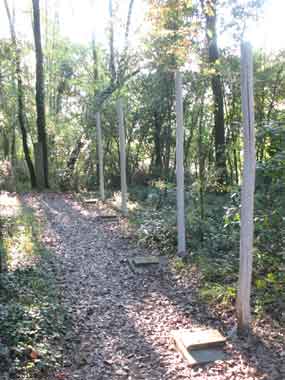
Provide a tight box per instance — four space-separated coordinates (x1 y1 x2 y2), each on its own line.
22 193 279 380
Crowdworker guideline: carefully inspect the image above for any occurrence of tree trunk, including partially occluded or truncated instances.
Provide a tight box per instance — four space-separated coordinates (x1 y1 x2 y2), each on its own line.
11 120 16 162
32 0 49 188
60 137 85 191
4 0 37 188
175 71 186 257
2 132 9 159
116 99 128 216
236 42 256 335
91 35 100 188
198 94 206 241
108 0 116 82
201 0 227 185
96 112 105 200
153 111 163 176
125 0 135 42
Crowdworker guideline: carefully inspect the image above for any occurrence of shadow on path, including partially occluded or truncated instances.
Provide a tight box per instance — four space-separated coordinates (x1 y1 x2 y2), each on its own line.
25 193 284 380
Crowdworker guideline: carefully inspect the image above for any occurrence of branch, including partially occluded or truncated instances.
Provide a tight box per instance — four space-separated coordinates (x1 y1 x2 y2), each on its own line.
94 68 140 110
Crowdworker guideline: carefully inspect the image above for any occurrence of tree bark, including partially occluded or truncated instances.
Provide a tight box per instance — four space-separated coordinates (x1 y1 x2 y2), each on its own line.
4 0 37 188
96 112 105 200
153 111 163 176
116 99 128 216
175 71 186 257
60 137 85 190
90 34 100 186
201 0 227 185
32 0 49 188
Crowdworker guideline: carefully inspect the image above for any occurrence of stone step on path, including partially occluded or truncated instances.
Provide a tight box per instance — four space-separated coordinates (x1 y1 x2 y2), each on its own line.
171 329 226 366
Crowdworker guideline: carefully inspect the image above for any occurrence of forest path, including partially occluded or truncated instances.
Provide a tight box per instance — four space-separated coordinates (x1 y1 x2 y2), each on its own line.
22 193 271 380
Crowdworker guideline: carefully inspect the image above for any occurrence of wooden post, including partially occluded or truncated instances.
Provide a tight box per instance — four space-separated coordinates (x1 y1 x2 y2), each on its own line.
236 42 256 335
175 71 186 256
96 112 105 200
116 99 128 216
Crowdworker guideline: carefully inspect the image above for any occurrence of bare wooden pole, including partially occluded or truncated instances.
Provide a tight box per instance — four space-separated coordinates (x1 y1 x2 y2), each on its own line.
116 99 128 216
236 42 256 335
96 112 105 200
175 71 186 256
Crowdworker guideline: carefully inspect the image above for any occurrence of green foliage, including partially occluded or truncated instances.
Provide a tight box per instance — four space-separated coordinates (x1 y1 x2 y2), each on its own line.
135 207 178 255
0 207 68 377
129 178 285 322
173 257 187 272
200 284 237 305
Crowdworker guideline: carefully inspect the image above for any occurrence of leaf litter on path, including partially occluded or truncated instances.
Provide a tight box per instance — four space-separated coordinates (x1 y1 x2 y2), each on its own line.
20 193 285 380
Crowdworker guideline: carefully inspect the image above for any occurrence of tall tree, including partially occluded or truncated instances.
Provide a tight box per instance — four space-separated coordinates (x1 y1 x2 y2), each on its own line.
91 34 101 187
94 0 138 109
201 0 227 185
108 0 116 82
4 0 37 188
175 71 186 257
32 0 49 188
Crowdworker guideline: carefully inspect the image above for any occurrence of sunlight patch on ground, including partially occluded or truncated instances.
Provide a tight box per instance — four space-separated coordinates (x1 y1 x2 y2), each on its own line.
0 192 21 218
112 191 139 212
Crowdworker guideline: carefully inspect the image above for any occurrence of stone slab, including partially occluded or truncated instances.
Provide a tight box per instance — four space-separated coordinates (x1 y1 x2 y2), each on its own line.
99 215 118 220
171 329 226 366
188 348 225 365
174 329 226 350
133 256 160 266
128 258 144 274
128 256 167 273
83 198 98 204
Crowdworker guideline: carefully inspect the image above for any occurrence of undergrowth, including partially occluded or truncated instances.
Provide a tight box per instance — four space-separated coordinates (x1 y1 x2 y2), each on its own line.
0 204 68 379
128 183 285 324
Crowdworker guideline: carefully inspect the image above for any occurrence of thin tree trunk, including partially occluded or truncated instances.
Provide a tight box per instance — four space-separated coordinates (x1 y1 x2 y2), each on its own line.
11 120 16 162
175 71 186 257
153 111 163 176
116 99 128 216
233 147 239 185
266 64 284 121
4 0 37 188
96 112 105 200
108 0 116 82
125 0 135 42
2 133 9 159
60 137 85 190
236 42 256 335
164 82 174 178
91 34 101 188
32 0 49 188
198 94 206 242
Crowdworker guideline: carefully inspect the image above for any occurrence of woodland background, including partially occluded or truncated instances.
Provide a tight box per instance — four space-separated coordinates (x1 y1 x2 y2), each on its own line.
0 0 284 357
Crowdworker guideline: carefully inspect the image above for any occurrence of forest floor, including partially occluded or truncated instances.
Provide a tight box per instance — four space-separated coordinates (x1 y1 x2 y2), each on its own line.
0 192 284 380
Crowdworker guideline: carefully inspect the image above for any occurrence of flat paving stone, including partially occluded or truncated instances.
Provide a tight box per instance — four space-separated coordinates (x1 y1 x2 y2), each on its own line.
133 256 160 265
128 256 167 273
171 329 226 366
98 215 118 220
174 329 226 350
83 198 98 204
